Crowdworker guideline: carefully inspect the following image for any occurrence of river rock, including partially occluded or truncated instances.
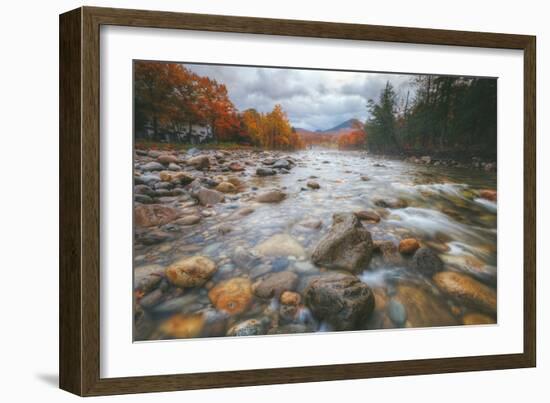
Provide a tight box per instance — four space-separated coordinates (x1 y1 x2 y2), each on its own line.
142 161 164 171
232 246 259 268
375 240 404 266
411 247 443 275
394 284 457 327
254 234 306 259
136 229 172 245
159 170 194 184
256 167 276 176
373 198 408 209
272 256 289 271
165 256 217 288
280 291 301 306
262 158 276 165
157 154 179 165
187 155 210 169
354 210 380 223
147 150 162 158
134 184 155 196
307 180 320 189
134 204 180 227
196 188 225 206
228 161 245 171
159 313 204 339
134 305 155 340
360 175 370 181
253 271 299 299
399 238 420 255
433 271 497 314
178 215 201 226
208 277 253 315
311 212 374 273
238 207 255 216
441 254 497 284
273 159 291 169
134 264 164 292
227 319 264 337
387 299 407 326
462 312 495 325
304 272 375 331
479 189 497 201
135 194 153 204
420 156 432 164
139 288 164 309
256 190 286 203
168 163 181 171
298 218 322 229
216 182 237 193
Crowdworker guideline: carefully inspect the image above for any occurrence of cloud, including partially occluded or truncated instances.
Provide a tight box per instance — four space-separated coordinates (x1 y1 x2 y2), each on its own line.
184 63 413 131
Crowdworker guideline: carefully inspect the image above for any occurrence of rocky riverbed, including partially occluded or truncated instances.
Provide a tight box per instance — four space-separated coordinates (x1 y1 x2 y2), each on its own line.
133 147 498 341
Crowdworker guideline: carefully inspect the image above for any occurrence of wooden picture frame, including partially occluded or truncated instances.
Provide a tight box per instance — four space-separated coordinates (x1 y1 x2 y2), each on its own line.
59 6 536 396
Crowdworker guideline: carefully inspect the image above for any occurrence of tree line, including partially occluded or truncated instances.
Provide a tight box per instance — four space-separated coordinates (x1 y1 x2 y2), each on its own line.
365 76 497 158
134 61 304 150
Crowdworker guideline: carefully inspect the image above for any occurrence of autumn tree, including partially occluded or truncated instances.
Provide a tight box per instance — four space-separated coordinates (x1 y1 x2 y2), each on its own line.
337 120 367 150
134 62 179 140
134 61 304 150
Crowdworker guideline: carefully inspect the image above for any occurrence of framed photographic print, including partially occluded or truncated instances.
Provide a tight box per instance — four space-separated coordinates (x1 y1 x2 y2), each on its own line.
59 6 536 396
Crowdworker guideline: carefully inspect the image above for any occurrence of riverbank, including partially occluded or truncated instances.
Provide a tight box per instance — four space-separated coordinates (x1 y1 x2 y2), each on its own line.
133 147 497 340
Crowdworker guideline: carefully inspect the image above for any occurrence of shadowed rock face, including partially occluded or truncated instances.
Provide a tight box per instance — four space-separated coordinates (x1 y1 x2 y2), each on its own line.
411 247 444 276
304 272 375 330
311 212 374 273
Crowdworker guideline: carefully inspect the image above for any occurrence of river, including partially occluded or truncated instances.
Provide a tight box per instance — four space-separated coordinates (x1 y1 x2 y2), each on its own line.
134 148 497 340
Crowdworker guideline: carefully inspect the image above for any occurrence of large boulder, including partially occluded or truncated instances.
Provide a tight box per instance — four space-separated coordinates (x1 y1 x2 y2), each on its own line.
433 271 497 314
304 272 375 330
134 204 179 227
165 256 217 288
311 212 374 273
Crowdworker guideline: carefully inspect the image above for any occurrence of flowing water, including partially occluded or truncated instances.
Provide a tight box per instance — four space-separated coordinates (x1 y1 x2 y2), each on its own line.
134 148 497 340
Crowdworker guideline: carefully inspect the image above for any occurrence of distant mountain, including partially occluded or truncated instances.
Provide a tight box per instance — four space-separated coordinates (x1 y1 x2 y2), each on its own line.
295 118 363 146
320 118 362 133
294 118 362 137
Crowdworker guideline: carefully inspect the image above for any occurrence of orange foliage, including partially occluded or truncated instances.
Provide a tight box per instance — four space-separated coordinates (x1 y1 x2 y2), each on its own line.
337 121 367 150
135 61 303 150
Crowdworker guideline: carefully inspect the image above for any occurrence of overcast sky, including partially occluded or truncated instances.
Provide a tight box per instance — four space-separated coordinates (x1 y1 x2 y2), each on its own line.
184 63 413 131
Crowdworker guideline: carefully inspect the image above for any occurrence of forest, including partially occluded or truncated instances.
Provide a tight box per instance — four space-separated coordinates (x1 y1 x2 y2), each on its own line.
135 61 496 157
134 61 304 150
365 77 497 158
